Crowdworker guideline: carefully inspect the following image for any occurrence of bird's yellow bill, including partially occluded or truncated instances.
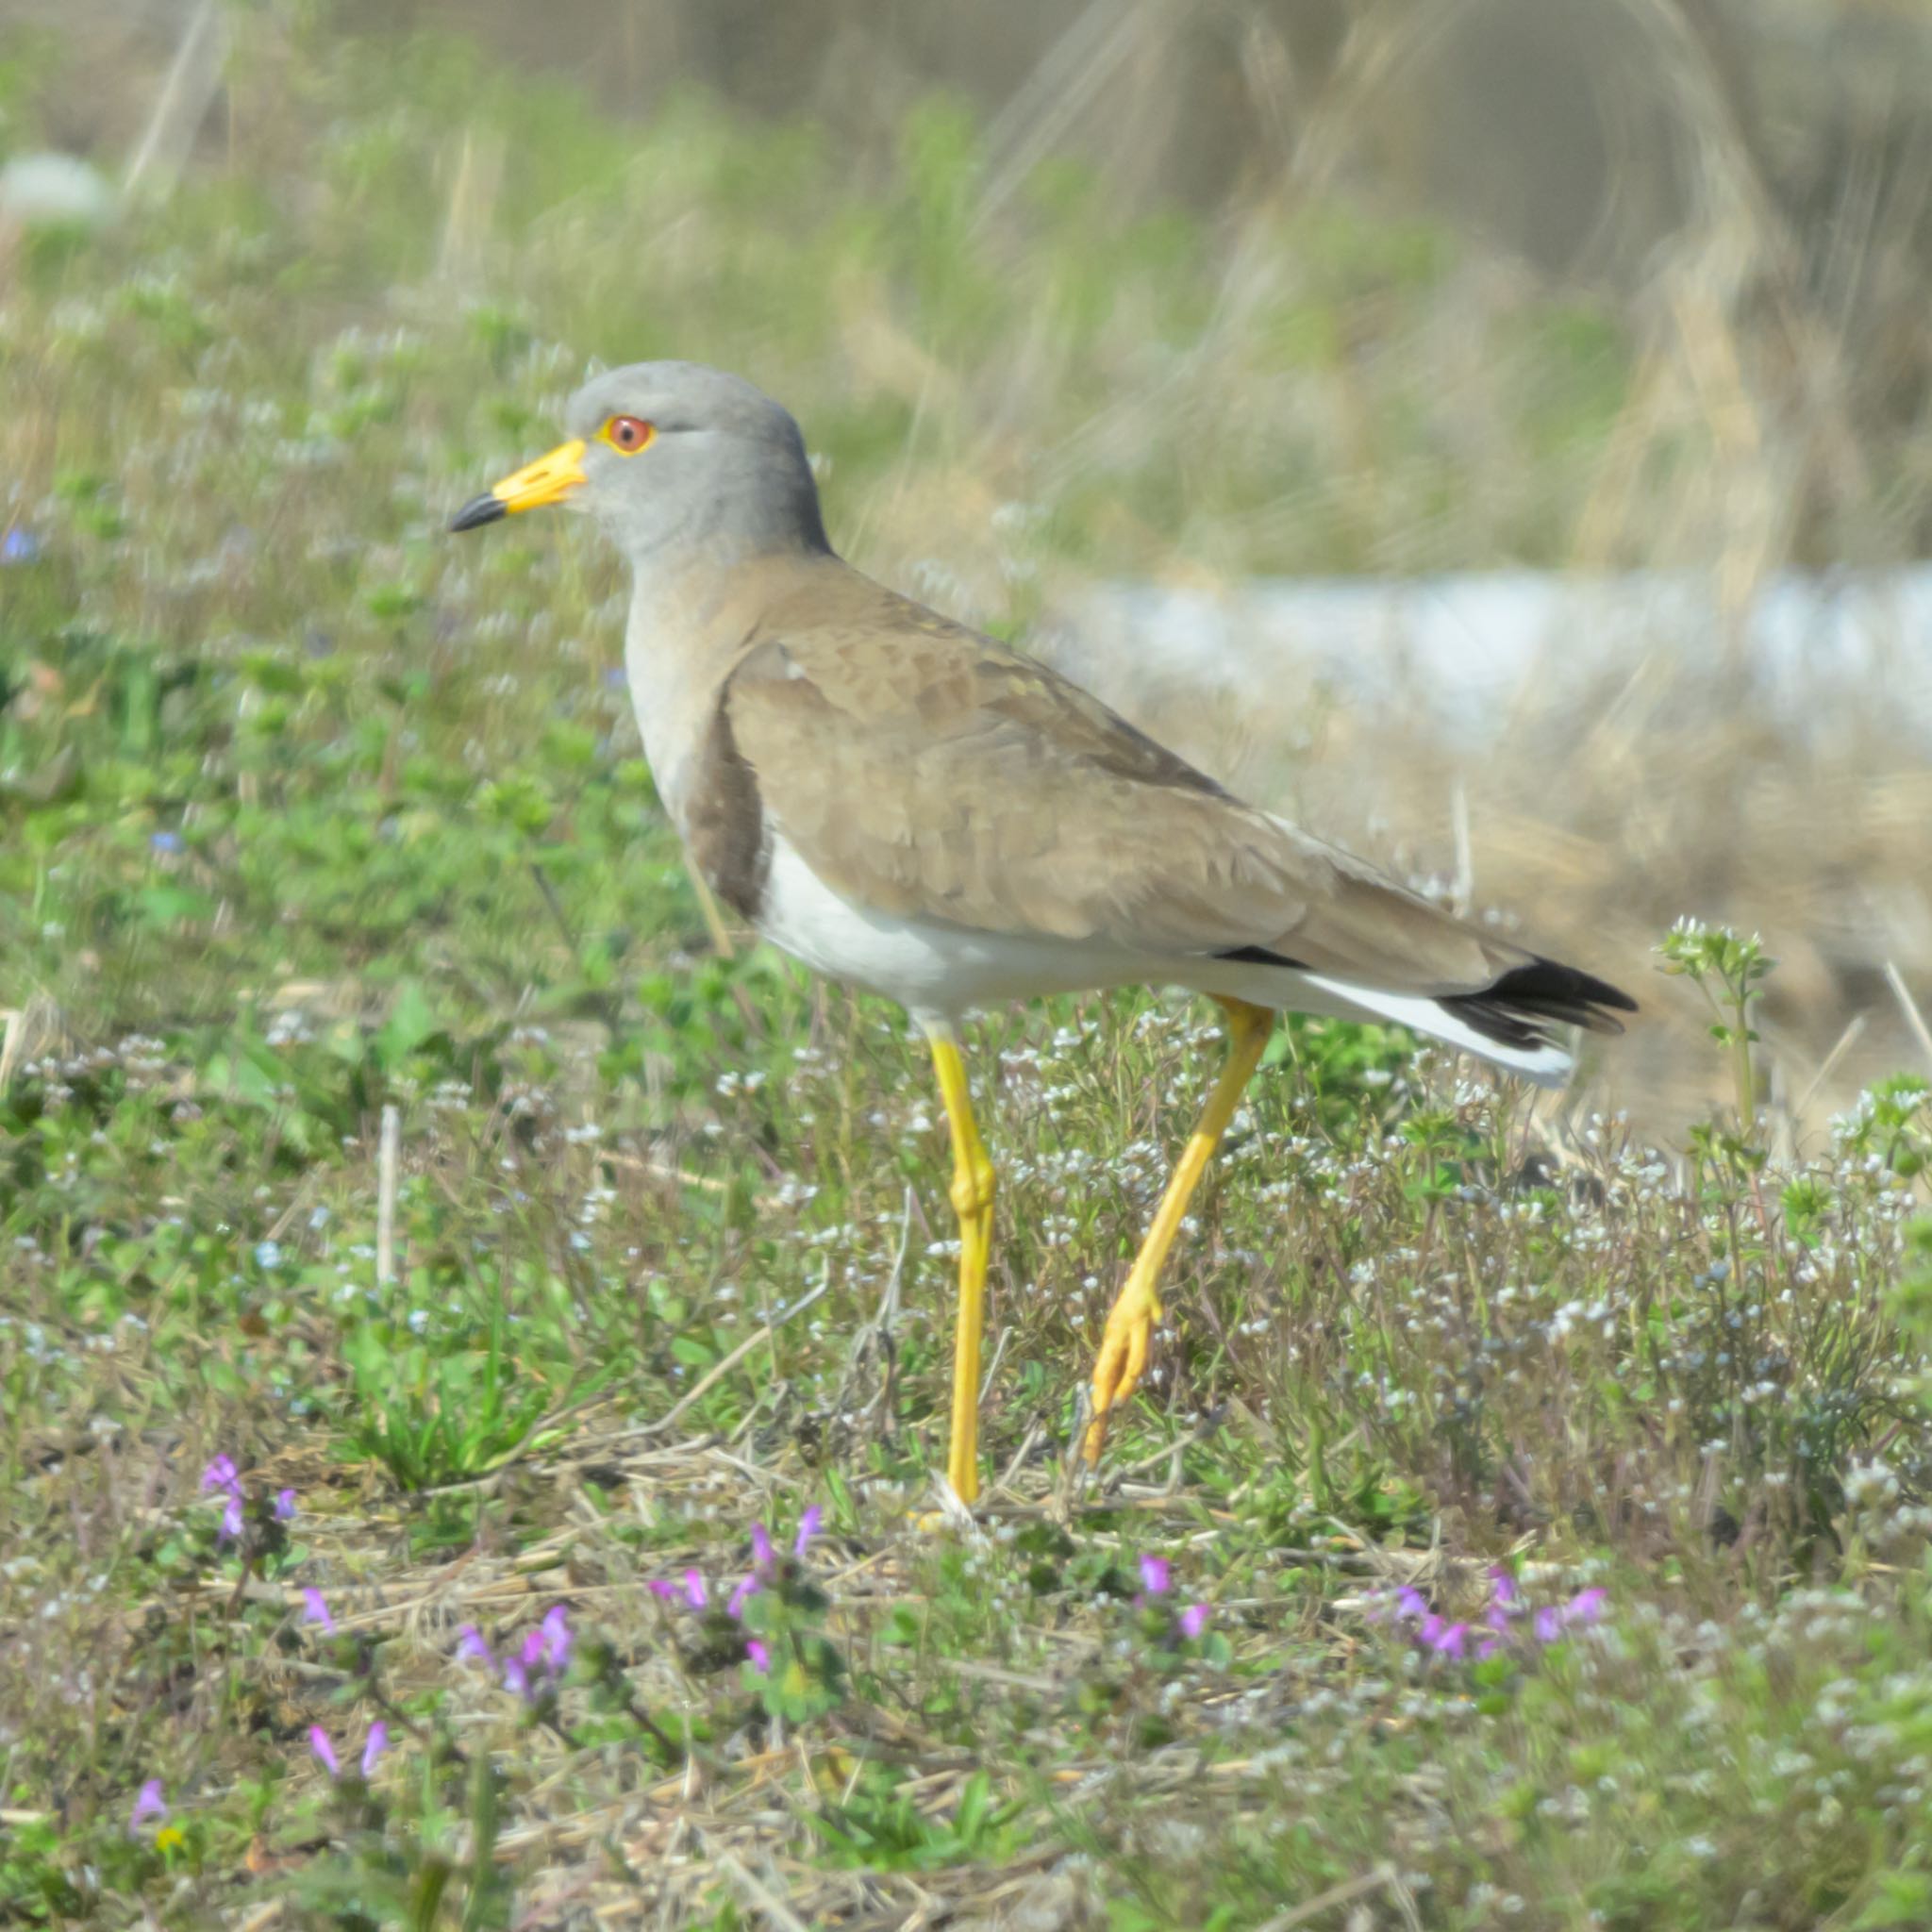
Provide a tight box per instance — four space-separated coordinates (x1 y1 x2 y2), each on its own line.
449 439 587 531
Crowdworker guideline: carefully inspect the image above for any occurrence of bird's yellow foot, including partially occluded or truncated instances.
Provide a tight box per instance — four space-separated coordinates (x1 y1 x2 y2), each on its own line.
1083 1280 1160 1462
910 1486 978 1536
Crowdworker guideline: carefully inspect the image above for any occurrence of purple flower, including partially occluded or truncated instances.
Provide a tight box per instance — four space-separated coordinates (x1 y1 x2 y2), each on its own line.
538 1604 573 1669
360 1721 390 1776
1139 1555 1172 1598
151 830 183 856
130 1779 169 1831
1178 1603 1210 1640
309 1726 339 1777
750 1523 774 1571
220 1493 243 1541
503 1657 529 1699
745 1639 771 1673
646 1578 682 1603
726 1574 759 1620
508 1609 571 1677
793 1506 823 1558
301 1588 335 1635
681 1570 708 1609
1379 1563 1604 1663
274 1489 297 1522
201 1455 240 1495
2 526 41 564
455 1624 495 1668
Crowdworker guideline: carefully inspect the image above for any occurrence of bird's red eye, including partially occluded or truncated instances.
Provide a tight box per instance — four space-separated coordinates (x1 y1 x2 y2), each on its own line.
605 415 654 454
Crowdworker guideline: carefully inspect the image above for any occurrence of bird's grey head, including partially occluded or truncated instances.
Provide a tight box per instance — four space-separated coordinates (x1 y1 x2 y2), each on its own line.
450 360 828 565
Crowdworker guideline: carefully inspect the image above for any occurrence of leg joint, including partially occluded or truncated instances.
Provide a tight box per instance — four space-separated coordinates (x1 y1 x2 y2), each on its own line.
1213 994 1275 1053
950 1156 996 1221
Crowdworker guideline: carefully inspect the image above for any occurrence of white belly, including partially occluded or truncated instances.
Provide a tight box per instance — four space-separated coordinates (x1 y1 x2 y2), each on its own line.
756 836 1157 1023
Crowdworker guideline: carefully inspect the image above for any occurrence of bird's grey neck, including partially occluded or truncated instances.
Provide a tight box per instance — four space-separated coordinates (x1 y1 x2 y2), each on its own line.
623 439 829 570
621 533 815 836
621 524 818 646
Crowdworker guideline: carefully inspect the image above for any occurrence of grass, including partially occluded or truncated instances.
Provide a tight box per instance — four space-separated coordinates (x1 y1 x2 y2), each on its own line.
6 12 1932 1928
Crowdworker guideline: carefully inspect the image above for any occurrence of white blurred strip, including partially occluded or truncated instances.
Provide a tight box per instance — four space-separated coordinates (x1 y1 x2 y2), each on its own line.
1056 569 1932 750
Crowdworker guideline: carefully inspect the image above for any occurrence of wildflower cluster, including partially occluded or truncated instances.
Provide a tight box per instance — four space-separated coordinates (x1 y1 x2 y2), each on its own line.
309 1721 390 1780
125 1476 355 1849
648 1506 824 1680
1135 1554 1212 1643
641 1507 852 1724
456 1604 575 1704
1379 1566 1608 1661
199 1454 295 1547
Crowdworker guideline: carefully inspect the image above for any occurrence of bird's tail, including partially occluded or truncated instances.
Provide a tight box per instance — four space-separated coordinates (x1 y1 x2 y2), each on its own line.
1299 957 1637 1088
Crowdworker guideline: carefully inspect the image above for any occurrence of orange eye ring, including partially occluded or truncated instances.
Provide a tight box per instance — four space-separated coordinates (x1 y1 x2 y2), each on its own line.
602 415 656 455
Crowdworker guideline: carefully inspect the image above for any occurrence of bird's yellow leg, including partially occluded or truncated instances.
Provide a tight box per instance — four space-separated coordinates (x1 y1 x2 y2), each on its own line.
927 1027 995 1504
1086 996 1273 1463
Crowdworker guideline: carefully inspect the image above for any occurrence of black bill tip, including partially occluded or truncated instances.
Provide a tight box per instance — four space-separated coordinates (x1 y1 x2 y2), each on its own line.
449 492 508 533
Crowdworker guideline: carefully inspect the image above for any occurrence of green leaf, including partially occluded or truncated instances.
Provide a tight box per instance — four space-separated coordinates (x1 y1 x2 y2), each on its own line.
377 979 438 1068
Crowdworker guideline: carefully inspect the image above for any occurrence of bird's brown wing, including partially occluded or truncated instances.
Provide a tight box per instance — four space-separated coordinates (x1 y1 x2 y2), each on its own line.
720 584 1526 993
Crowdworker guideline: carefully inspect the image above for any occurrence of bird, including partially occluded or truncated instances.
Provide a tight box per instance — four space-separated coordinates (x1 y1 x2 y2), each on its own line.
451 360 1635 1506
